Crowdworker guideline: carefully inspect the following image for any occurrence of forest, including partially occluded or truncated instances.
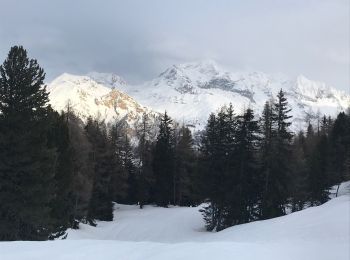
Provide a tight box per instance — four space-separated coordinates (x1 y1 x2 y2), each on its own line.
0 46 349 240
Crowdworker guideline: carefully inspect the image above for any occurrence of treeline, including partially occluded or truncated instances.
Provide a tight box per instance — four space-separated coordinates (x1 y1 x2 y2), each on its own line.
198 94 350 231
0 46 349 240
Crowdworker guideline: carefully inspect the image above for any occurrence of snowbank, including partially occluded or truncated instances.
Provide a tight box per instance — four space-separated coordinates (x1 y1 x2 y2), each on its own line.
0 193 349 260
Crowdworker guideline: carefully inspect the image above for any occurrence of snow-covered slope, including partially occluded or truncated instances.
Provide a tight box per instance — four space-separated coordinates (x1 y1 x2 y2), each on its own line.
119 60 350 131
1 189 349 260
48 73 157 128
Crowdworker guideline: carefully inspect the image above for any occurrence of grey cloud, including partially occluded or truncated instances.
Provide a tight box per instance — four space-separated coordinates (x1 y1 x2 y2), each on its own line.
0 0 348 90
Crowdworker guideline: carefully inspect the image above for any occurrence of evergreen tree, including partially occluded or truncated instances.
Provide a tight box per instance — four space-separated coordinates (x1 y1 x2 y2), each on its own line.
47 110 75 238
227 108 260 225
329 112 350 187
65 109 94 227
135 113 155 208
85 118 113 222
174 125 197 206
122 134 137 204
289 131 309 212
153 112 175 207
200 105 237 231
0 46 56 240
109 122 128 204
260 90 292 219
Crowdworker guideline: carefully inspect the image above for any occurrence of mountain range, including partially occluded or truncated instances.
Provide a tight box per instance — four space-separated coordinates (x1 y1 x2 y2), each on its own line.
48 60 350 132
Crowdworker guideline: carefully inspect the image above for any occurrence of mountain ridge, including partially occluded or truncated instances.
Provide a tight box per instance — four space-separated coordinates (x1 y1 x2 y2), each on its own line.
48 61 350 132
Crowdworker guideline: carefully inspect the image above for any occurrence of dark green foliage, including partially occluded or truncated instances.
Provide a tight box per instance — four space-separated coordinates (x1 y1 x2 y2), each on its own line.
307 131 330 205
0 46 56 240
200 105 262 230
228 108 260 224
199 105 237 231
289 131 309 212
135 113 155 208
260 90 293 219
85 118 113 222
329 112 350 186
153 112 175 207
109 122 129 203
122 135 137 204
65 110 94 226
174 125 197 206
47 110 75 238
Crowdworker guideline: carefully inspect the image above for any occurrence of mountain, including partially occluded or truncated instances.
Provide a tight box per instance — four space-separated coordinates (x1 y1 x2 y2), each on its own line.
117 60 349 131
48 61 350 132
48 73 157 129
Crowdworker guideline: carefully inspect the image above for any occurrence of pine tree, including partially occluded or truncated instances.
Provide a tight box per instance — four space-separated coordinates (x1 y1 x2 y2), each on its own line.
0 46 56 240
153 112 175 207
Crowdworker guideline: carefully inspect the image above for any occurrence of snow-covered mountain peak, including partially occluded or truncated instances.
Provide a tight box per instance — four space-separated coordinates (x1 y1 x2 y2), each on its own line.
87 71 127 88
293 75 328 99
48 61 350 133
48 73 157 128
124 61 350 131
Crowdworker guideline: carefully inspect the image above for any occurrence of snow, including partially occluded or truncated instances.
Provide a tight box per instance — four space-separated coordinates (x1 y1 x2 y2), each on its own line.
48 61 350 133
1 188 349 260
122 61 350 131
47 73 156 126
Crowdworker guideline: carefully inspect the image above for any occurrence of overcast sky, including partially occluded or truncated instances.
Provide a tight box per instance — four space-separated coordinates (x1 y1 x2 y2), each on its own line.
0 0 349 90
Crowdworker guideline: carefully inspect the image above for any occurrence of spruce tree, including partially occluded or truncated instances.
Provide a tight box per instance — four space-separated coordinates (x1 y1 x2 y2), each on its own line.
228 108 260 224
0 46 56 240
153 112 175 207
260 90 293 219
200 105 237 231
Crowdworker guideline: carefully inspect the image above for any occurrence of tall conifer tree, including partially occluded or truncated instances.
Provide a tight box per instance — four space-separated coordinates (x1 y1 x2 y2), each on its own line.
0 46 56 240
